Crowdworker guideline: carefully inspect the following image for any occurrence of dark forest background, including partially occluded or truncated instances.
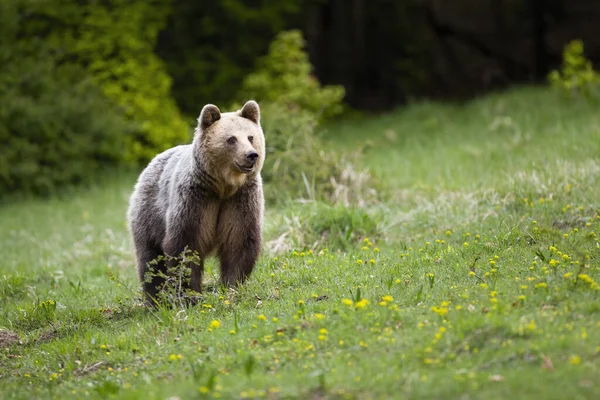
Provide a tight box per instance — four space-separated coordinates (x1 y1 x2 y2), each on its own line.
158 0 599 111
1 0 599 197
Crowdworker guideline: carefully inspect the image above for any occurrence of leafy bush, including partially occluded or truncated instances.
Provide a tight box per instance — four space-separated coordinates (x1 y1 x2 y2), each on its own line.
548 40 600 98
259 103 379 206
22 0 191 163
0 1 136 196
234 30 378 205
240 30 346 121
0 63 136 196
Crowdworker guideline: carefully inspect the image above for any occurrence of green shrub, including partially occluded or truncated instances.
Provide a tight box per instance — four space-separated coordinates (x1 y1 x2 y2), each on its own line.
0 62 136 196
548 39 600 98
236 31 377 205
22 0 191 163
232 31 378 205
259 103 379 206
240 30 346 121
0 1 136 196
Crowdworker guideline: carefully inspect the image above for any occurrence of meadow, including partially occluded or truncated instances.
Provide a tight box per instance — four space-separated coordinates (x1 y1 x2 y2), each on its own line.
1 87 599 399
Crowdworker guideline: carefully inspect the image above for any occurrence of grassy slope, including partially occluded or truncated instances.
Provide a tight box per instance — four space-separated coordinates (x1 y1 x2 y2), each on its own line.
1 87 600 399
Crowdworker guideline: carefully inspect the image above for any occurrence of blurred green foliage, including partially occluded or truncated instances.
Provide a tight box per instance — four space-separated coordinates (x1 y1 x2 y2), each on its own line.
237 31 372 205
0 1 136 196
548 40 600 98
240 30 345 121
0 1 373 200
157 0 303 116
261 101 378 206
23 0 191 163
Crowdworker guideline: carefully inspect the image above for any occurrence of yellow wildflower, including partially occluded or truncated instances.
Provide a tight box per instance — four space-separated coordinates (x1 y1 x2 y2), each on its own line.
569 355 582 365
431 306 448 317
355 299 369 309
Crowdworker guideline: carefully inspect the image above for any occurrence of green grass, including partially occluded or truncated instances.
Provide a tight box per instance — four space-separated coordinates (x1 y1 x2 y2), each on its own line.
1 87 600 399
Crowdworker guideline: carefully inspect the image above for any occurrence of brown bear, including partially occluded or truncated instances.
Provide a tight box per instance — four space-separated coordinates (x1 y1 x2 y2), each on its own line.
126 100 265 306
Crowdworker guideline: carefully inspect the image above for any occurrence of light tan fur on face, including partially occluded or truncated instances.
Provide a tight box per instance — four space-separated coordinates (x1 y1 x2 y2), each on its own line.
195 101 265 198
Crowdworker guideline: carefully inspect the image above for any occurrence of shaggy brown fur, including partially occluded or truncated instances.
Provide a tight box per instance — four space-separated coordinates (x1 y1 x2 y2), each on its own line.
127 101 265 306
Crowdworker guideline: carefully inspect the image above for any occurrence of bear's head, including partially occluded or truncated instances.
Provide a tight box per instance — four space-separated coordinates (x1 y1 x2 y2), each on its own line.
195 100 265 197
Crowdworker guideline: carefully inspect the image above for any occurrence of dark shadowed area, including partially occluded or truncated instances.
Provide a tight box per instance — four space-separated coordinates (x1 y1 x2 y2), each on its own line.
157 0 600 110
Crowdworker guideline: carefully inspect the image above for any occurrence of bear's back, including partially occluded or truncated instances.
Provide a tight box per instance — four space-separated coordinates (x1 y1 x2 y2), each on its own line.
127 145 191 246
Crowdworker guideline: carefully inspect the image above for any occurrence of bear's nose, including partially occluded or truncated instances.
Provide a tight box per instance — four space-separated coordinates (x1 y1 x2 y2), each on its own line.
246 151 259 163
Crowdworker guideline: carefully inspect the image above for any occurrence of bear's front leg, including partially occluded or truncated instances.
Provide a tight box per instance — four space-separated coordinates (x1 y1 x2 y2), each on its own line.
217 182 263 287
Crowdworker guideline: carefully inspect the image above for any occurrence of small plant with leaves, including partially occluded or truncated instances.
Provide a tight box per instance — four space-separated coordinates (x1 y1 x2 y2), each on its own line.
143 248 204 309
36 299 57 323
548 39 600 98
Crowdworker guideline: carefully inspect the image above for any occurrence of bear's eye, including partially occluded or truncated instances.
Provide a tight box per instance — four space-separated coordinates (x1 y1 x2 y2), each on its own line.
248 136 254 144
227 136 237 145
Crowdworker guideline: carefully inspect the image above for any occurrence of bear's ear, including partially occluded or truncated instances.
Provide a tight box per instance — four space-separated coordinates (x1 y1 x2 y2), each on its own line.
240 100 260 124
199 104 221 131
